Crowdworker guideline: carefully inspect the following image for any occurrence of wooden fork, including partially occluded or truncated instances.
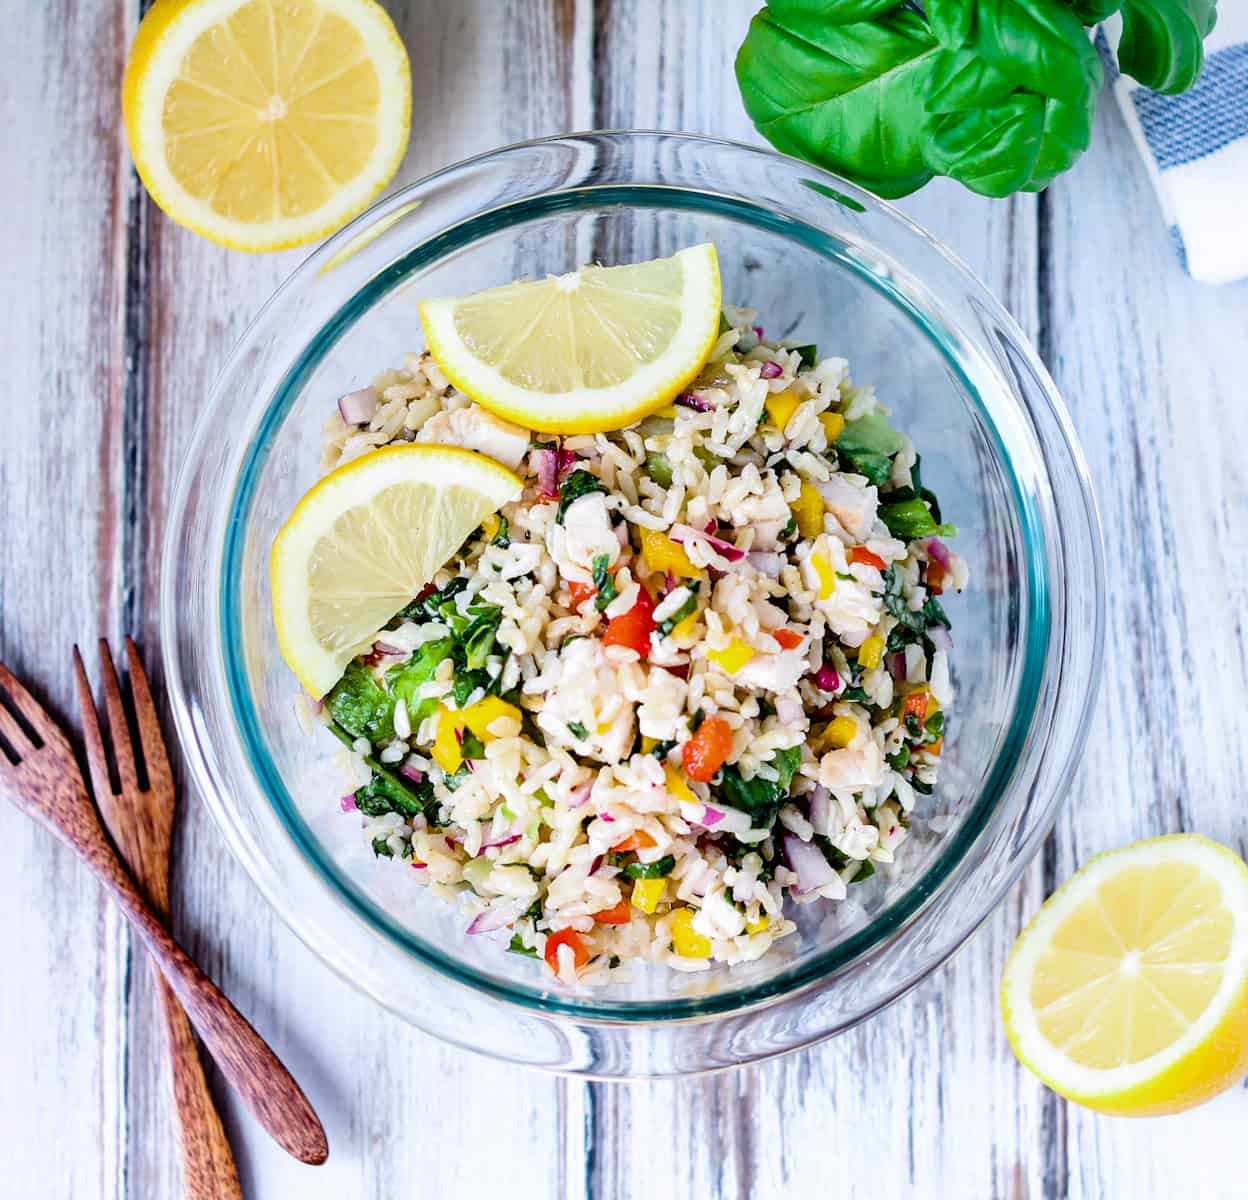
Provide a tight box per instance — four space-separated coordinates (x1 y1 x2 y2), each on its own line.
0 655 328 1167
73 640 242 1199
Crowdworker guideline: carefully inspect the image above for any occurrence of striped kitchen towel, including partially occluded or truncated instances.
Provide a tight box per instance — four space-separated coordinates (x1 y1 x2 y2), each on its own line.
1104 10 1248 285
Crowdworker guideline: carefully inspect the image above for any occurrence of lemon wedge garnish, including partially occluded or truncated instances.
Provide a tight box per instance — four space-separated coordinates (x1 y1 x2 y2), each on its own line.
271 444 521 698
123 0 411 252
1002 833 1248 1116
419 244 722 434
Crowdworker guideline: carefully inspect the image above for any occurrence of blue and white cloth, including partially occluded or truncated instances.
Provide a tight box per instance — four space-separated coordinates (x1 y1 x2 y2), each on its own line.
1103 11 1248 285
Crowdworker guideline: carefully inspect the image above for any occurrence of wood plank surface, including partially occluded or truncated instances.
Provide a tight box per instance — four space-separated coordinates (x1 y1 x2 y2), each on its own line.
2 2 1247 1198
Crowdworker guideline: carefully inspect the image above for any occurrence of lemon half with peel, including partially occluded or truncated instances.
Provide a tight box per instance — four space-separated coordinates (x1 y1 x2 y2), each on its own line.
1002 833 1248 1116
271 444 522 698
419 244 722 434
123 0 411 252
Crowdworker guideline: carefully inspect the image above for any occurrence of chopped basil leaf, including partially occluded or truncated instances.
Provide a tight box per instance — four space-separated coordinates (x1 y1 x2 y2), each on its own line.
567 720 589 741
592 554 618 612
794 343 818 368
926 710 945 736
622 854 676 880
910 777 934 795
658 582 699 636
371 836 395 859
460 728 486 761
841 686 869 702
645 451 673 489
850 859 876 884
507 934 538 958
556 469 606 523
887 745 910 771
490 514 510 547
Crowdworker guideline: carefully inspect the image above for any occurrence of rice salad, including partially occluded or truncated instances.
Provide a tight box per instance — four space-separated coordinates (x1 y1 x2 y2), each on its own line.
308 308 969 985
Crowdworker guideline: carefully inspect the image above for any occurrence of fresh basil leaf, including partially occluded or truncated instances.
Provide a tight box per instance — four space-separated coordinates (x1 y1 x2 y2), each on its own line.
769 0 907 21
926 0 974 46
556 469 606 524
969 0 1104 111
925 45 1017 114
1060 0 1123 20
736 6 940 199
1118 0 1217 95
326 661 395 741
622 855 677 880
926 93 1094 197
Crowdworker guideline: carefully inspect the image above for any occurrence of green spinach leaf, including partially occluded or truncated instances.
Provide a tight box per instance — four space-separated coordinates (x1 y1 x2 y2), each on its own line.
386 637 453 727
326 661 395 741
879 496 957 540
716 745 802 830
836 409 904 484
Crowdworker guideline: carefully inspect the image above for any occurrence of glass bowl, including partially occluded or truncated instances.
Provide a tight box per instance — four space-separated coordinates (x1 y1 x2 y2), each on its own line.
162 132 1104 1077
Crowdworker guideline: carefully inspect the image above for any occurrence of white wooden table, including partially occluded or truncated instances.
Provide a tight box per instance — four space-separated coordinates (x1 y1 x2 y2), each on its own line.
4 3 1247 1196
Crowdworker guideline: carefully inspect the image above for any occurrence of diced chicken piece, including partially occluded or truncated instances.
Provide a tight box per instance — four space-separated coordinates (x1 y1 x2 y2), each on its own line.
546 492 620 582
815 474 878 540
818 740 886 793
800 535 883 643
536 637 635 764
415 404 530 471
733 651 806 693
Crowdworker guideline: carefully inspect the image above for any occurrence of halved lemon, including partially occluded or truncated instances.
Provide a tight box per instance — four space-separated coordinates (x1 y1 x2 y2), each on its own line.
123 0 411 252
271 444 521 698
419 243 722 434
1002 833 1248 1116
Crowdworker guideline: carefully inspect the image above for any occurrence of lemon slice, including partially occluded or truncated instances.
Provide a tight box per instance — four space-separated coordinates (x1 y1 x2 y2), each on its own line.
123 0 411 252
419 244 722 434
271 444 521 698
1002 833 1248 1115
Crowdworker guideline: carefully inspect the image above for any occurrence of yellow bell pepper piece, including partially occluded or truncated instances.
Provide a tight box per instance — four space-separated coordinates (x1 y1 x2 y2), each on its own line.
791 481 825 540
810 551 836 600
632 877 666 914
461 695 521 741
745 913 770 935
481 513 500 541
858 635 885 670
664 764 697 805
638 526 698 579
672 613 698 641
708 637 756 675
431 707 463 774
827 716 858 749
671 908 713 958
820 412 845 444
641 735 659 754
764 389 801 432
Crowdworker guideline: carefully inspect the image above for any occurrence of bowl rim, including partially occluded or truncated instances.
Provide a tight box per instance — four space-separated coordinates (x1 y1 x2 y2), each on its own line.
164 129 1105 1038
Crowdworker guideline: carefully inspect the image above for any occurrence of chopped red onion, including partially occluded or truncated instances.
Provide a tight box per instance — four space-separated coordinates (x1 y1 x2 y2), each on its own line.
338 387 378 424
410 860 427 870
886 652 907 682
589 854 604 874
784 834 837 894
466 906 514 934
669 522 746 563
808 786 832 837
814 664 840 692
340 794 357 812
675 391 712 413
926 538 953 571
374 641 405 656
600 812 615 822
480 832 522 851
532 447 558 497
759 360 783 380
752 325 765 339
703 518 717 534
747 551 783 578
701 805 725 827
665 570 677 594
567 784 592 809
556 447 579 479
399 763 424 784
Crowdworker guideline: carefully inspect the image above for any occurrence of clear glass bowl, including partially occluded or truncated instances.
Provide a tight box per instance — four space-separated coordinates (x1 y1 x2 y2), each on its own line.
162 132 1104 1077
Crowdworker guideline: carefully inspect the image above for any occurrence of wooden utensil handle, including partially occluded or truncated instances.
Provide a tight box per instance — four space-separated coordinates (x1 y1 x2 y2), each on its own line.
80 823 329 1165
153 968 244 1200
